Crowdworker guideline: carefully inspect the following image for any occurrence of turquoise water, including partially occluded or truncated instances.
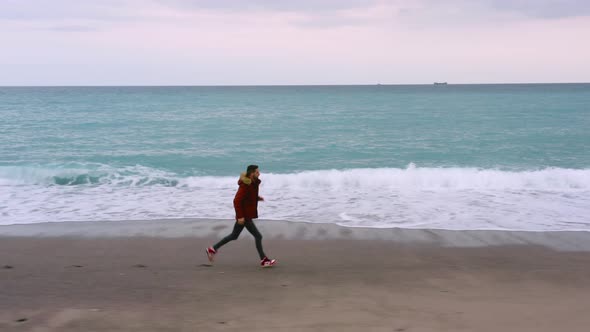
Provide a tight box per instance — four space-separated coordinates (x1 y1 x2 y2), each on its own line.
1 84 589 229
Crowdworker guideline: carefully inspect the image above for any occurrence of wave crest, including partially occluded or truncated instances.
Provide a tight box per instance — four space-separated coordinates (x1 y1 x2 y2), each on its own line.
1 164 589 190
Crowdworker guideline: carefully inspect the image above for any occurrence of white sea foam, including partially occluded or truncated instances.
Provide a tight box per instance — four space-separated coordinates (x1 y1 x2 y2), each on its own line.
1 165 589 231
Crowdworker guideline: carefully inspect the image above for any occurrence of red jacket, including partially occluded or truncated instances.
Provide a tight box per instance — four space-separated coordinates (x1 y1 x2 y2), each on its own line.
233 173 262 220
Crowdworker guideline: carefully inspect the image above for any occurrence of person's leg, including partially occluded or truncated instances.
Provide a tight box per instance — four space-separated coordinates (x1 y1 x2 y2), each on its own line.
213 222 245 251
244 219 267 260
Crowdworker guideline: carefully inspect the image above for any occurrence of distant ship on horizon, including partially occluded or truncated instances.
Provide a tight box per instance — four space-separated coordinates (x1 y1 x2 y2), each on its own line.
434 82 448 85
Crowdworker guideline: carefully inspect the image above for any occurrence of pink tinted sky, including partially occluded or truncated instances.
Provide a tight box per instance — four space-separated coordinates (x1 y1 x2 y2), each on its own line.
1 0 589 85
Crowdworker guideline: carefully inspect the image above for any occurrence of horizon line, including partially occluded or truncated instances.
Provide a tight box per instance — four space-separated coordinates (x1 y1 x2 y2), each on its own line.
1 82 589 88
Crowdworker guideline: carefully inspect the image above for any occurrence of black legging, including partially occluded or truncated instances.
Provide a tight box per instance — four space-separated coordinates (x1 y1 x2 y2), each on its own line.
213 219 266 260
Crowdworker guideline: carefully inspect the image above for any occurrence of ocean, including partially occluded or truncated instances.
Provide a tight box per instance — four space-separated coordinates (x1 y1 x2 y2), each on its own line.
1 84 589 230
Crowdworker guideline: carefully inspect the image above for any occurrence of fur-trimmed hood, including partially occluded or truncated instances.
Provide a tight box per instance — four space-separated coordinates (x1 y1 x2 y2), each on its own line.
238 172 261 185
239 172 252 185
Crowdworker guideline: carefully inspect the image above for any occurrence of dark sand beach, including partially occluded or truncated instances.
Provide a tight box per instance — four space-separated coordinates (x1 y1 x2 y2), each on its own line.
2 219 590 331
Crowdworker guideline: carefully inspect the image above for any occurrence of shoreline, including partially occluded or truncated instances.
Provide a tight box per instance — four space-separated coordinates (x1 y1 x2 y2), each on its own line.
2 218 590 251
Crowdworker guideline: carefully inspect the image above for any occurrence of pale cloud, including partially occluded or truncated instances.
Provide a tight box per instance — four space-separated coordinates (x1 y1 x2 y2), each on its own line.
43 25 97 32
154 0 379 13
0 0 589 85
0 1 129 21
485 0 590 19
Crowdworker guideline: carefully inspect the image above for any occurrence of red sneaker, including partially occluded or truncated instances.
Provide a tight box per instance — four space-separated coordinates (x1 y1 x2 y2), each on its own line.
205 247 216 262
260 257 276 268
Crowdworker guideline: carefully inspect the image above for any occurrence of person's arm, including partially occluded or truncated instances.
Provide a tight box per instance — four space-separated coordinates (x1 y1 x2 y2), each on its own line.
233 185 246 223
256 179 264 201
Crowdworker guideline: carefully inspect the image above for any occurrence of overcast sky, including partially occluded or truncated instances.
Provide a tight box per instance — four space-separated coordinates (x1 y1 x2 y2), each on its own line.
1 0 589 85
